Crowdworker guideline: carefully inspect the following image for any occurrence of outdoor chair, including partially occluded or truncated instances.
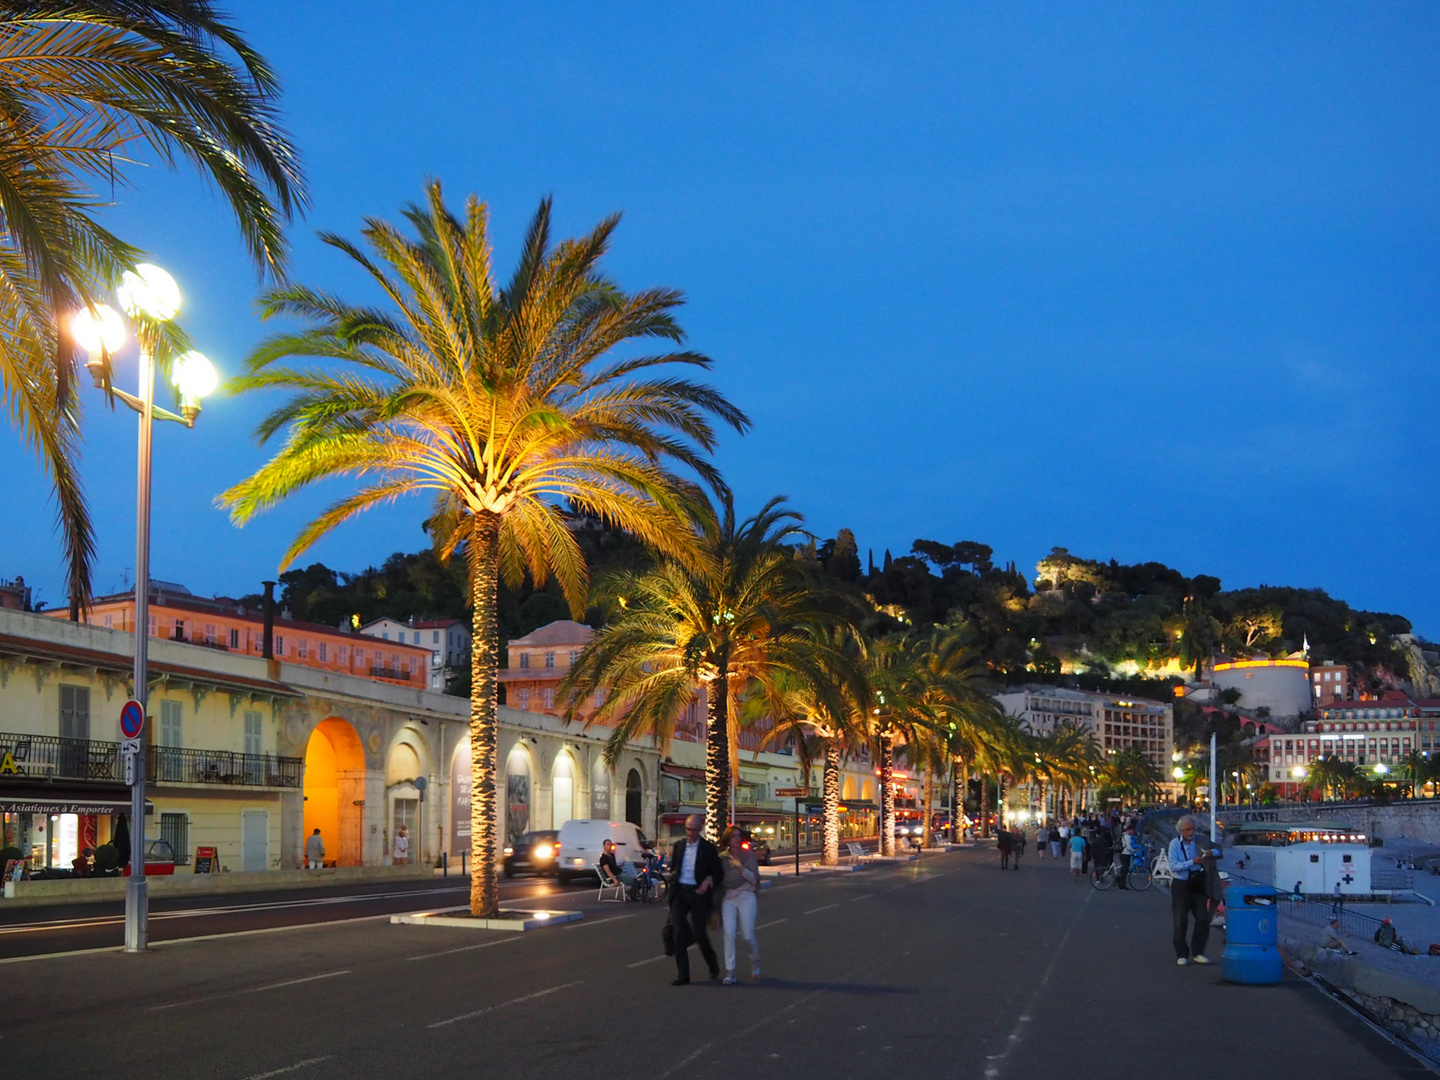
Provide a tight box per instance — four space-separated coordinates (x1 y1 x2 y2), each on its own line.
597 864 627 902
846 842 869 864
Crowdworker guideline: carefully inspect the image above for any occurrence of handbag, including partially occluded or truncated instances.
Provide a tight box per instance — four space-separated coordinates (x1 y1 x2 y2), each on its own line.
661 917 675 956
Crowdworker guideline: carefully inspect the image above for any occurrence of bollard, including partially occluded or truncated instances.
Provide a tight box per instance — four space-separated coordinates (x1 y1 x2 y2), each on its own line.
442 852 448 878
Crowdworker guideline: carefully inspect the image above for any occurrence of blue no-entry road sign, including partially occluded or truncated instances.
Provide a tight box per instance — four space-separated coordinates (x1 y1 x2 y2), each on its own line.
119 698 145 739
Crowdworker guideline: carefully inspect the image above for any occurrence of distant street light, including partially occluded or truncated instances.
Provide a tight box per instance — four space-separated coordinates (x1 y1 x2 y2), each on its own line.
71 264 216 954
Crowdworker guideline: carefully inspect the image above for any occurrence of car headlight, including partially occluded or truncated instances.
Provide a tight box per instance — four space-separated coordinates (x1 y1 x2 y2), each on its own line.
503 846 513 856
533 844 553 859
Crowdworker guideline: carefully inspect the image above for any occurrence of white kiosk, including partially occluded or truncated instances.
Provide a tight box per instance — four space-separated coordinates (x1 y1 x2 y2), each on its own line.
1274 841 1371 896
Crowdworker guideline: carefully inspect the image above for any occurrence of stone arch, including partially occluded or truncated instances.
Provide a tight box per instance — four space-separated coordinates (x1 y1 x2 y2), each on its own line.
304 717 365 867
842 775 856 800
386 735 426 863
861 778 875 804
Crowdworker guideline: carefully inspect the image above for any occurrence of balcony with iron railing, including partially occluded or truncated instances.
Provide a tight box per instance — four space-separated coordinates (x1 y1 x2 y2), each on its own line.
0 731 302 789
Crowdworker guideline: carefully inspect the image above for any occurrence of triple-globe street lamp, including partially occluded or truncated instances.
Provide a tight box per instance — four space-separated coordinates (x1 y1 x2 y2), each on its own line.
71 264 217 953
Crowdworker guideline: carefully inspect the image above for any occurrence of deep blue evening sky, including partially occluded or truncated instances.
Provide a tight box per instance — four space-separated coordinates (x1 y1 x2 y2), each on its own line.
4 4 1439 633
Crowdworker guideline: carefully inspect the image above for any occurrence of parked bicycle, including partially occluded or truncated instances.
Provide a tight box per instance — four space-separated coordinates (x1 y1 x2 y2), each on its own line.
1089 854 1153 892
630 851 668 904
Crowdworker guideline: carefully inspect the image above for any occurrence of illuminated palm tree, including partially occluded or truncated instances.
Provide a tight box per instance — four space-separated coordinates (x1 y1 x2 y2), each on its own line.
1098 746 1162 805
0 1 306 614
222 186 746 916
563 496 846 839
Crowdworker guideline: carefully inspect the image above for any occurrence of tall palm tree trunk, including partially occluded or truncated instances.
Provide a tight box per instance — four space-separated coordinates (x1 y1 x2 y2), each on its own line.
921 769 934 848
878 733 895 856
822 741 841 866
980 772 991 839
704 670 731 841
468 512 501 917
953 756 966 842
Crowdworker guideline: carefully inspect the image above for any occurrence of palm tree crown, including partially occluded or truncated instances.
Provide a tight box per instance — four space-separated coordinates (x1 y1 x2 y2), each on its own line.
222 184 747 914
562 495 846 838
1 0 306 614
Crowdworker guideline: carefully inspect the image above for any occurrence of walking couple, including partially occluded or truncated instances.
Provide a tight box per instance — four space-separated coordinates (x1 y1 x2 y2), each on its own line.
667 814 762 986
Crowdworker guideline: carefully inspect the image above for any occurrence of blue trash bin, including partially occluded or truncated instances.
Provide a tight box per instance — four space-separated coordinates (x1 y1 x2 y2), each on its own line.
1222 885 1282 985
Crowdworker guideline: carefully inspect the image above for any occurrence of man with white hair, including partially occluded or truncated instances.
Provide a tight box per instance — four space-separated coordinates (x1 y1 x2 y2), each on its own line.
1168 815 1218 966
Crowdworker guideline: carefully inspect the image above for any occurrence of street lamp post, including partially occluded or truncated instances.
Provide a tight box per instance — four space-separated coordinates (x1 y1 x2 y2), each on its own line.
71 265 216 953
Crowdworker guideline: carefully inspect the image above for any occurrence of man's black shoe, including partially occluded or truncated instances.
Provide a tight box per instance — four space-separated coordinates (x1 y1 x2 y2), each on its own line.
671 977 690 986
709 967 720 980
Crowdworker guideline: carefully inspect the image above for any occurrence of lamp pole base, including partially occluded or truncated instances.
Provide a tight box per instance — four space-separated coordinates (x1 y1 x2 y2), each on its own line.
124 877 148 952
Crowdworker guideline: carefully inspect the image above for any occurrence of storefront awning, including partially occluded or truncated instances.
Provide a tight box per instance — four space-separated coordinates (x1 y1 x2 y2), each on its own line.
0 783 153 815
660 764 705 781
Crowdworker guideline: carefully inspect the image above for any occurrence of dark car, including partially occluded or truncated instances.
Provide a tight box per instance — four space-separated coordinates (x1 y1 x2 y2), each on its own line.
503 830 559 878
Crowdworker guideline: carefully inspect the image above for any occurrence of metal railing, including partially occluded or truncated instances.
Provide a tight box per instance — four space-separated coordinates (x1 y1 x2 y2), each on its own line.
0 731 301 789
1277 895 1390 944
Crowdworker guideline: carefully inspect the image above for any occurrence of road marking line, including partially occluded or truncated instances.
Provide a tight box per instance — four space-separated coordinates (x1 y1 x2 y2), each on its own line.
981 891 1089 1079
0 944 122 965
803 904 838 915
563 913 639 929
658 1042 712 1080
850 894 874 902
755 918 787 930
626 954 669 968
242 1056 332 1080
408 936 529 961
427 980 582 1029
151 969 351 1011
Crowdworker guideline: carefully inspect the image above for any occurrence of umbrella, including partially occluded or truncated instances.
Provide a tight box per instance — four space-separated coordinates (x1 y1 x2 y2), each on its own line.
112 814 130 867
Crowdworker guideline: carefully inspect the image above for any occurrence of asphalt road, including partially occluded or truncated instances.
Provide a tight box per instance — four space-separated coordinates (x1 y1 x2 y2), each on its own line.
4 848 1432 1080
0 874 576 959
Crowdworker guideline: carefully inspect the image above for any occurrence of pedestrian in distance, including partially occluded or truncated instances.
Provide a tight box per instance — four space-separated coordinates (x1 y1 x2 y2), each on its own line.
1012 828 1025 868
718 826 761 984
1068 829 1086 881
667 814 723 985
392 825 410 865
1118 823 1140 890
1036 823 1049 858
304 828 325 870
997 827 1012 870
1050 823 1062 860
1168 814 1217 966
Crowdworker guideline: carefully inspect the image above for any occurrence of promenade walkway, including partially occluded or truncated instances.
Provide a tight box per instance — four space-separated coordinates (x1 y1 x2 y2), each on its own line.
1 845 1431 1079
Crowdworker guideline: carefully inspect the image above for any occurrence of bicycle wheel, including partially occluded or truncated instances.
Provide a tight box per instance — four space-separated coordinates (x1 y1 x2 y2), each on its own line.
1127 864 1152 892
1089 865 1115 890
642 877 668 904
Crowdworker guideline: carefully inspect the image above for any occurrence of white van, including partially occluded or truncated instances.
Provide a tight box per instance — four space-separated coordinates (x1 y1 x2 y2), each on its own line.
554 819 649 884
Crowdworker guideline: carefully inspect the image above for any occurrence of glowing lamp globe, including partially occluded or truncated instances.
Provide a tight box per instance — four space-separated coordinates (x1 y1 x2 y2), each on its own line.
70 304 126 357
118 263 180 322
172 351 218 399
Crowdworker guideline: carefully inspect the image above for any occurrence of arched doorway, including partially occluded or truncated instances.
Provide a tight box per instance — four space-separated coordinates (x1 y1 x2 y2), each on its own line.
552 751 575 828
505 744 531 845
861 778 875 803
387 740 423 864
304 718 365 867
625 768 642 826
842 775 856 800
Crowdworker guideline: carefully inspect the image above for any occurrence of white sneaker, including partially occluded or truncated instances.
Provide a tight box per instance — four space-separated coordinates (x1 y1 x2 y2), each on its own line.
1176 957 1190 966
1193 955 1212 965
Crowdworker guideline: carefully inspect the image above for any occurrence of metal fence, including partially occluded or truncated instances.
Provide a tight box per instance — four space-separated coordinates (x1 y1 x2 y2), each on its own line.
0 731 301 789
1276 895 1389 944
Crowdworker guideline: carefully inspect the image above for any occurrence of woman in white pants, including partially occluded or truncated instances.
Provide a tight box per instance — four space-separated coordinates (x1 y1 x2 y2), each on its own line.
718 825 761 985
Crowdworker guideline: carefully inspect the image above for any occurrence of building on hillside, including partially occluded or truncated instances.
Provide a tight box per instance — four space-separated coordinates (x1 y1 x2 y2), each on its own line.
70 583 431 690
1264 690 1439 796
1208 657 1312 719
360 616 470 691
995 686 1173 771
1309 663 1350 705
0 576 30 610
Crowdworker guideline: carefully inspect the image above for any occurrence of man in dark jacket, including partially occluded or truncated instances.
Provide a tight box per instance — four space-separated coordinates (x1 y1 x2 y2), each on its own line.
668 814 723 985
